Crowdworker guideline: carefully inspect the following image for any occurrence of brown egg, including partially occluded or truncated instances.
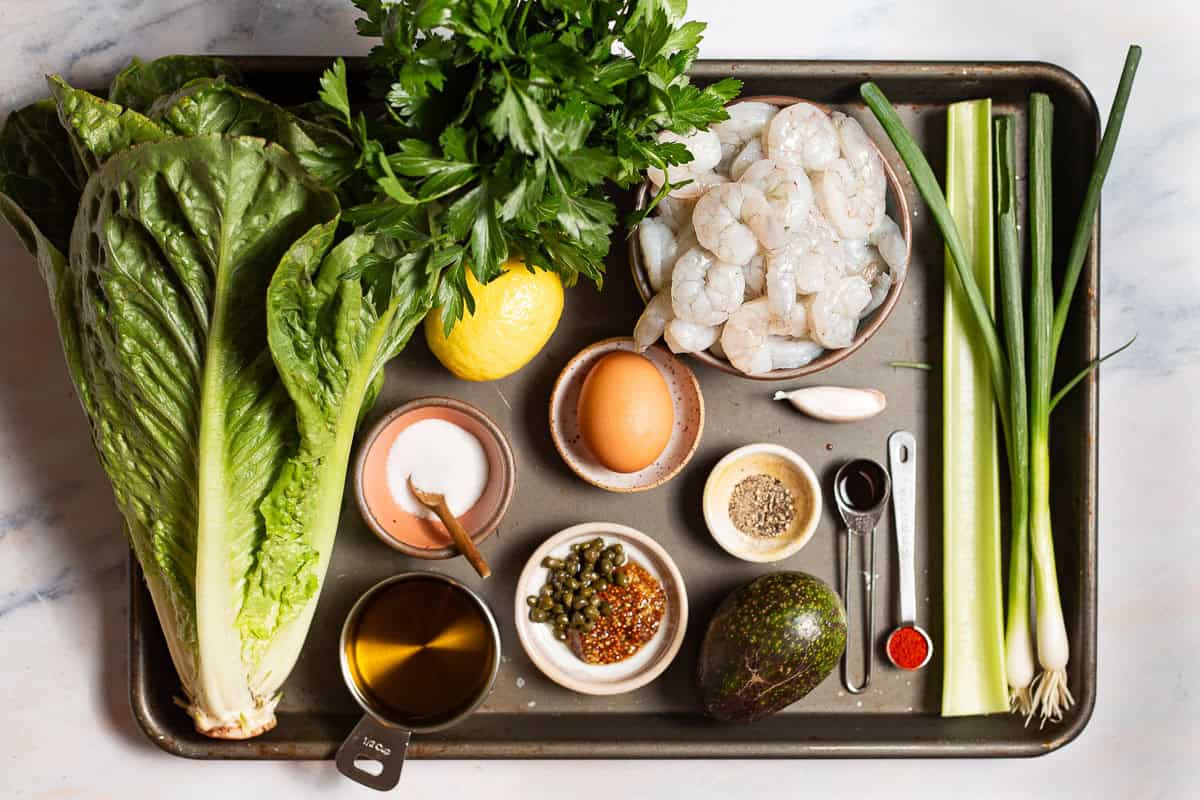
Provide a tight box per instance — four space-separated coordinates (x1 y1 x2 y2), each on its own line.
577 351 674 473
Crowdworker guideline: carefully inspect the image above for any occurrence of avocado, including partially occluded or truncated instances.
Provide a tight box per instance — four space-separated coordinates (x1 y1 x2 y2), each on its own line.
697 572 847 723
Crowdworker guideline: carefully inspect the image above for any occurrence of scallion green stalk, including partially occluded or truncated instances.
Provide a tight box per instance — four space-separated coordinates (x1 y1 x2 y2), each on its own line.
994 115 1035 715
1028 46 1141 724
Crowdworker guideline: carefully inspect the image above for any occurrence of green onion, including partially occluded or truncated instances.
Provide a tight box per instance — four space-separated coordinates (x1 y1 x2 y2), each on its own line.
1027 46 1140 724
939 99 1009 717
1026 91 1072 724
994 115 1035 714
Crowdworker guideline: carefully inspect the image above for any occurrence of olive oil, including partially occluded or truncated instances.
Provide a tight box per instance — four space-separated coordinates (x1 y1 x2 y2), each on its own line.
345 577 496 726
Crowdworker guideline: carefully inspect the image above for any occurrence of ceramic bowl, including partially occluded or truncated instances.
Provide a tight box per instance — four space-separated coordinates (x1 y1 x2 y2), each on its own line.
514 522 688 695
353 396 515 559
702 443 823 563
628 95 914 381
549 337 703 493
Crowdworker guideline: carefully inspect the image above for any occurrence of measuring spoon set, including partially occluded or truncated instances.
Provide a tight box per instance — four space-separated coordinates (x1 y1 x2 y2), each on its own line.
835 430 933 694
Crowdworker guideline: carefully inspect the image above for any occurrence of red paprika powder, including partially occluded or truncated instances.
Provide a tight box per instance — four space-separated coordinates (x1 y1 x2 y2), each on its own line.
887 625 930 670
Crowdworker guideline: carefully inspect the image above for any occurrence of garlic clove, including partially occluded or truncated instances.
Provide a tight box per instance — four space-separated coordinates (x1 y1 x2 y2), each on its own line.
772 386 887 423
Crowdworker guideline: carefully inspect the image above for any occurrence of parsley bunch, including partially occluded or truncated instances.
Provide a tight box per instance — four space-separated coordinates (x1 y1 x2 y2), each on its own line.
319 0 739 332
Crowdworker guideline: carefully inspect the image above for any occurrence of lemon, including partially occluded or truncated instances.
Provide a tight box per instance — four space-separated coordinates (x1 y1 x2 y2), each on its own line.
425 258 564 381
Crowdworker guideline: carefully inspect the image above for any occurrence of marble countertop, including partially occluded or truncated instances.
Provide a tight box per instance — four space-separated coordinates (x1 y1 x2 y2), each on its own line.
1 1 1195 797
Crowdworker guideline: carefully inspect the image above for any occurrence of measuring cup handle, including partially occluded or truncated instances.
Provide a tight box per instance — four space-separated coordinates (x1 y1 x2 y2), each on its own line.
335 715 412 792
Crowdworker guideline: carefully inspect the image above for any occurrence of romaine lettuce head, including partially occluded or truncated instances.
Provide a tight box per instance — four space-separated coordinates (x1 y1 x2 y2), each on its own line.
0 63 432 738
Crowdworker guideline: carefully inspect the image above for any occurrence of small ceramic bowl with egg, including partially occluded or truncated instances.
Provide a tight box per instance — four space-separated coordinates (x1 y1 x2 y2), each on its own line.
354 397 515 559
549 337 703 493
702 443 822 563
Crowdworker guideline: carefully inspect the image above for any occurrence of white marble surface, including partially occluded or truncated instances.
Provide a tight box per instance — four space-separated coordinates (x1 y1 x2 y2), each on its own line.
0 1 1195 797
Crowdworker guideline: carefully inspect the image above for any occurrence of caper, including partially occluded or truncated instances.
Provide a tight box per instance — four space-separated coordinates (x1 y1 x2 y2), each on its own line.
597 558 613 574
589 594 603 608
526 595 538 607
555 613 570 627
530 609 549 622
560 590 574 607
589 538 605 549
612 551 627 566
565 555 580 571
579 587 594 600
615 569 630 586
582 547 600 564
579 569 596 583
537 595 554 610
539 584 554 597
593 580 609 593
573 596 589 610
584 606 600 620
608 543 624 556
555 629 568 642
599 601 613 616
566 577 581 591
582 621 595 633
542 556 563 569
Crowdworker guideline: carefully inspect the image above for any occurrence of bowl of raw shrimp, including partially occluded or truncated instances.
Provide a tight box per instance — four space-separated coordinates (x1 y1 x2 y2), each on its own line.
629 95 913 380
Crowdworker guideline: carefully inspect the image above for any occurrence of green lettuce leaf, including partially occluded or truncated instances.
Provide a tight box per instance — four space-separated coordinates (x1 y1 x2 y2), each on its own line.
65 134 339 736
0 99 82 253
150 78 359 185
242 219 436 684
47 75 165 174
108 55 243 112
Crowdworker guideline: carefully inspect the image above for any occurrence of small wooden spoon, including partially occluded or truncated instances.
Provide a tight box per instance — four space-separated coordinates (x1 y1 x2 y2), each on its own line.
407 475 492 578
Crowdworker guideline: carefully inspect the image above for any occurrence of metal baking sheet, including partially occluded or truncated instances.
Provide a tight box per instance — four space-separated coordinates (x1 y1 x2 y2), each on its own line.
129 58 1099 759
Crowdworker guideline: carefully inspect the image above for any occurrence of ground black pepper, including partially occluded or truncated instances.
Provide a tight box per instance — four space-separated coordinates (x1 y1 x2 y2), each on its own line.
728 474 796 538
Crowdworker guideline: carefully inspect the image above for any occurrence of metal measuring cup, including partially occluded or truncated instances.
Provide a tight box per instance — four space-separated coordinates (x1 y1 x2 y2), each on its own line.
335 572 501 791
834 458 891 694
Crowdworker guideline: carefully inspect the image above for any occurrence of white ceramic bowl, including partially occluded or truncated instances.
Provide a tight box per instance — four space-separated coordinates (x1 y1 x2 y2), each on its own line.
702 443 823 563
513 522 688 695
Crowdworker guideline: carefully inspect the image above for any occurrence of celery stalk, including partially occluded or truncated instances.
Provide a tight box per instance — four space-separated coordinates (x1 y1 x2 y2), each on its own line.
941 99 1009 717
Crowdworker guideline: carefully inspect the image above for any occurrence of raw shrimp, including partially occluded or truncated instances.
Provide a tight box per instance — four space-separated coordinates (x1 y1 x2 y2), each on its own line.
813 157 885 239
638 218 679 293
768 301 809 339
671 247 745 326
765 250 796 318
842 237 885 285
861 271 893 319
720 298 774 375
806 275 872 349
764 102 840 172
738 159 813 232
870 214 908 279
767 215 846 296
646 129 723 195
654 195 697 233
832 112 887 189
692 183 778 263
742 254 766 300
633 290 673 351
729 138 764 181
714 101 779 171
664 318 720 354
769 336 824 370
811 112 888 239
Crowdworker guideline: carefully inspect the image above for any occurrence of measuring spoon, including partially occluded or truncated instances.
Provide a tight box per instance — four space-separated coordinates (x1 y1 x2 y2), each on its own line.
834 458 890 694
885 431 933 670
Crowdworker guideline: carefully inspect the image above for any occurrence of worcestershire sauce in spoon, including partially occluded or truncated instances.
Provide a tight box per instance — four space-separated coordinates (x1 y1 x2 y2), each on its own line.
344 576 496 725
836 459 890 512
